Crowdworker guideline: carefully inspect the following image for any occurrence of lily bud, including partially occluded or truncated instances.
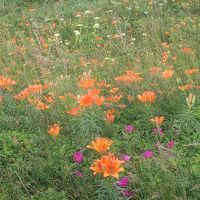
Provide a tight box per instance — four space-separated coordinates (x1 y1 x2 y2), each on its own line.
186 93 195 108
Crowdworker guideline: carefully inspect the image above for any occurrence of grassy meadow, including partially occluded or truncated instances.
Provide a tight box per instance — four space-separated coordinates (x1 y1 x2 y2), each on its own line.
0 0 200 199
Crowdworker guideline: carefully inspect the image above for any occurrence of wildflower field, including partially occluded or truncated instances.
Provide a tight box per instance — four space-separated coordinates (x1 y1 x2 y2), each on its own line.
0 0 200 199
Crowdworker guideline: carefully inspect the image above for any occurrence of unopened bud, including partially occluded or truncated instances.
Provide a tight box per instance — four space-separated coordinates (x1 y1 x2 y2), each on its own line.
186 93 195 108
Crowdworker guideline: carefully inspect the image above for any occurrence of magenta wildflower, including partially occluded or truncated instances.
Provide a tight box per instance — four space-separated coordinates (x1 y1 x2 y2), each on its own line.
124 125 135 133
143 150 153 159
121 154 131 161
73 171 84 178
73 151 84 163
167 140 175 149
122 190 134 198
152 128 163 136
117 177 129 187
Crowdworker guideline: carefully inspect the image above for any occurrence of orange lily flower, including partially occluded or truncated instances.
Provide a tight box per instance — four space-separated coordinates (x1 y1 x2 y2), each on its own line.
90 159 103 175
86 137 113 153
59 95 66 100
79 94 93 107
67 107 81 116
14 90 30 100
0 76 16 88
151 116 165 126
90 153 125 178
36 101 49 110
48 124 61 136
14 84 48 100
88 88 100 96
184 68 198 75
44 95 54 104
27 84 48 93
107 95 123 103
105 109 115 123
182 47 192 54
95 36 103 41
161 70 174 79
79 78 95 90
93 96 105 106
96 80 111 88
78 88 104 107
137 91 156 103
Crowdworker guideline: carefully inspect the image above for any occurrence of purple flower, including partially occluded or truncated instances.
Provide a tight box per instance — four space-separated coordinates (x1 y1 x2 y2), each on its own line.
122 190 134 198
167 140 175 149
152 128 163 136
124 125 135 133
117 177 129 188
143 150 153 159
73 171 84 178
121 154 131 162
73 151 84 163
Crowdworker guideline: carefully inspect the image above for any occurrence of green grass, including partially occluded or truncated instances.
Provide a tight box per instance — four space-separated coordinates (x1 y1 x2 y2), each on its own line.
0 0 200 199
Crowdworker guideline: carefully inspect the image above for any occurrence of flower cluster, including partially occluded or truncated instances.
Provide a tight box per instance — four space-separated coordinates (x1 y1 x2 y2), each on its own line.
78 89 105 107
114 70 143 84
137 91 156 103
0 75 16 88
87 137 125 178
14 84 48 100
